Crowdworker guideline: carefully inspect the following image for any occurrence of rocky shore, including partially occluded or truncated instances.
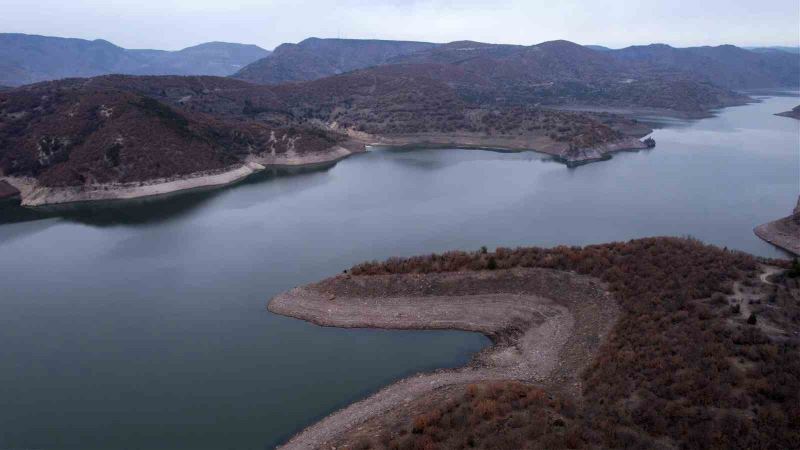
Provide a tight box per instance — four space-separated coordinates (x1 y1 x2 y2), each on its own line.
268 268 618 449
0 129 651 207
775 105 800 120
1 145 364 207
754 196 800 255
363 133 651 166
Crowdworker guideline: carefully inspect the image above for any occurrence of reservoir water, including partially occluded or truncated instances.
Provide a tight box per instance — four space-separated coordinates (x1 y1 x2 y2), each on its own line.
0 95 798 449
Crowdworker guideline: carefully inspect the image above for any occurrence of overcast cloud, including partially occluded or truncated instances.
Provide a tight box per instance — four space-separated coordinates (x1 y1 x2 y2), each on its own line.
1 0 798 50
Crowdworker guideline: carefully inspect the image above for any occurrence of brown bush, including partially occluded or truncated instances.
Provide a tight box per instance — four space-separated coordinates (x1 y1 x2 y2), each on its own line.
348 237 799 449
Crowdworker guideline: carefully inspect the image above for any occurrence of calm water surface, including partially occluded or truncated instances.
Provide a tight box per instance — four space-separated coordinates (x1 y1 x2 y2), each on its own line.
0 95 798 449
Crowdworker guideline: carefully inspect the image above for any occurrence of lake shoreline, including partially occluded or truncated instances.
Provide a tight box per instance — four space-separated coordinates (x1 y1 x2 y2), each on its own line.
365 134 650 166
754 219 800 256
1 132 650 207
754 197 800 256
1 145 365 207
268 268 619 449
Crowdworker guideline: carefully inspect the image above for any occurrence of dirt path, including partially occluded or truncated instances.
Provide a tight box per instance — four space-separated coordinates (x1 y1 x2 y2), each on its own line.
731 265 785 335
268 268 617 449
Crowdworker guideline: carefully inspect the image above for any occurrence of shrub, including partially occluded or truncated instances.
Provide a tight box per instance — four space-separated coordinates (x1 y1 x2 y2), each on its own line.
345 237 799 449
789 258 800 278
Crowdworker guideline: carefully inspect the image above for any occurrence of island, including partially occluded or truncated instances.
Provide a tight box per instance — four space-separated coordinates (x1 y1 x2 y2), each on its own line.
269 237 799 449
755 196 800 255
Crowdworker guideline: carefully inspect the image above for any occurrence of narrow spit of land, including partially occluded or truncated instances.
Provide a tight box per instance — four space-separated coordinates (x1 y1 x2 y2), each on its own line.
268 268 619 449
754 196 800 256
269 237 799 450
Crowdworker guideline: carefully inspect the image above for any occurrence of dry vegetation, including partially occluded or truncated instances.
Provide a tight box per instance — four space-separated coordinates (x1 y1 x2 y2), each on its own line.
350 382 580 450
0 77 344 186
345 237 799 449
237 39 755 114
248 64 641 149
0 72 647 188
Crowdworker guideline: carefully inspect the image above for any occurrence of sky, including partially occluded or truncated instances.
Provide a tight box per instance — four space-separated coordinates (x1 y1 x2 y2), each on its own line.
1 0 798 51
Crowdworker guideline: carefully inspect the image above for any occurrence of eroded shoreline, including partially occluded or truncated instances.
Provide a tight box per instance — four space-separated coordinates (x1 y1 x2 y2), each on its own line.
754 196 800 256
268 268 618 449
755 218 800 256
1 131 651 207
1 145 363 207
363 133 651 166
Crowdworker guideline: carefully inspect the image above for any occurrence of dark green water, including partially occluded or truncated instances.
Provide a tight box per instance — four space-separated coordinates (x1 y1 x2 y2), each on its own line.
0 95 798 449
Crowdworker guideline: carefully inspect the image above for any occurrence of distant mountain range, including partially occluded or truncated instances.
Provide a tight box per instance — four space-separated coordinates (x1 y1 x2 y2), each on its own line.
233 38 797 114
0 33 271 86
588 44 800 55
609 44 799 89
235 38 799 92
1 34 798 200
233 37 436 84
746 46 800 54
3 33 796 95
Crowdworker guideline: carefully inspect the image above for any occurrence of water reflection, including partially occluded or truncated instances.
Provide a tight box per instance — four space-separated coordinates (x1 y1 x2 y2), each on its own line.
0 95 797 450
0 162 341 227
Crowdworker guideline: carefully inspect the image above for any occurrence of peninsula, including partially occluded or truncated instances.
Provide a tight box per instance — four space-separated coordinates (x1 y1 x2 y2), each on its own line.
0 73 652 206
755 196 800 255
776 105 800 120
3 37 797 206
269 237 799 449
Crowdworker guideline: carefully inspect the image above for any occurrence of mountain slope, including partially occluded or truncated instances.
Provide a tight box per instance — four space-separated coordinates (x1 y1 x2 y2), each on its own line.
235 38 750 113
0 34 271 86
232 37 436 84
127 41 271 77
0 70 650 201
0 76 343 188
386 40 746 113
610 44 800 89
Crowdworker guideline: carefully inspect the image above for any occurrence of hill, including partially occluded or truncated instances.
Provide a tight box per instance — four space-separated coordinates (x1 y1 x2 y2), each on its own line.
0 76 347 200
386 40 747 114
271 237 799 450
610 43 800 89
232 37 436 84
747 46 800 55
236 38 753 114
0 33 270 86
0 72 651 204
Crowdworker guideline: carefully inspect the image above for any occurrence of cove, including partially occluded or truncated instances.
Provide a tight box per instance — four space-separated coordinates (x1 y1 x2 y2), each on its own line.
0 94 798 449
